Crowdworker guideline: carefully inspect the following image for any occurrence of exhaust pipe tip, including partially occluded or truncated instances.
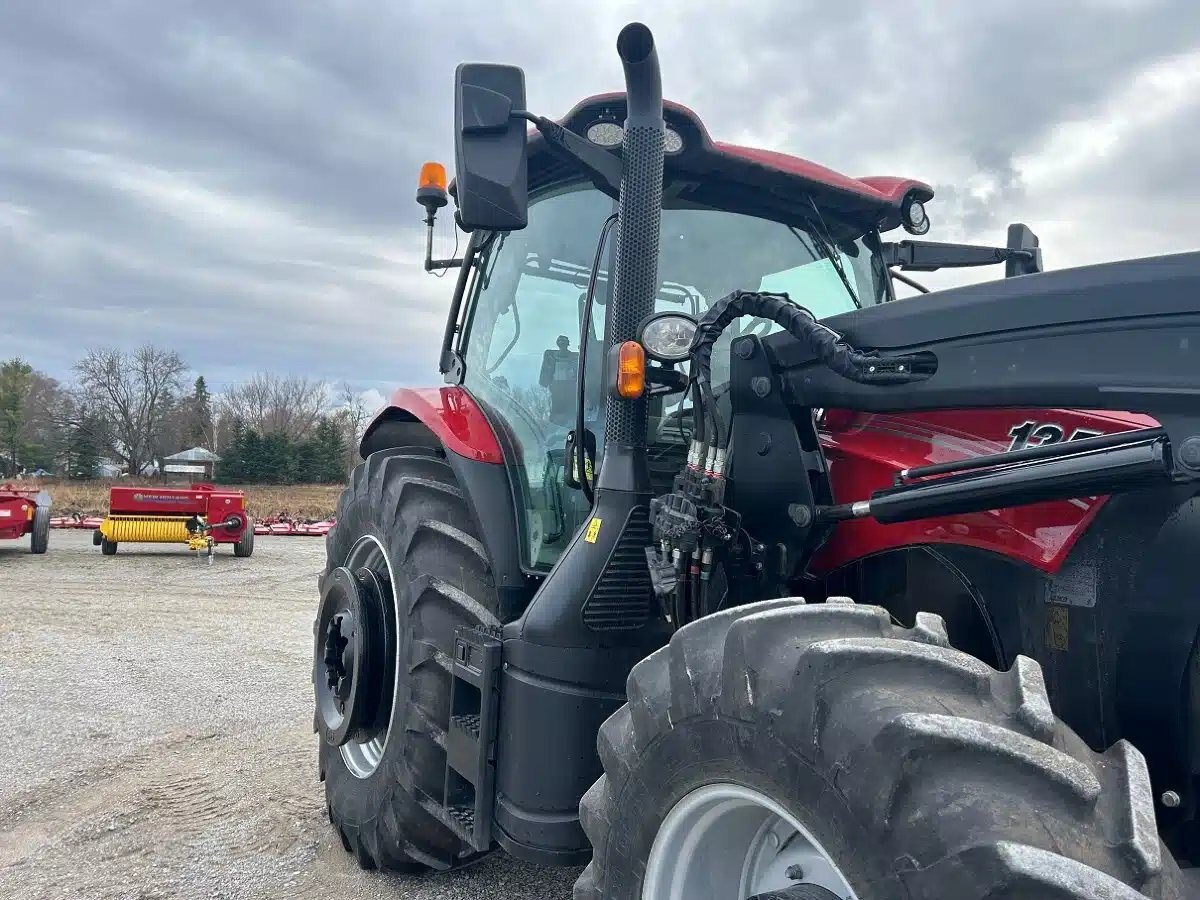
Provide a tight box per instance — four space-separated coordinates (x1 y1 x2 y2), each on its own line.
617 22 654 65
616 22 661 127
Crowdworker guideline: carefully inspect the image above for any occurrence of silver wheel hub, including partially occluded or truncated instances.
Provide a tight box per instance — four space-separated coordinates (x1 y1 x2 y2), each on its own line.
642 783 858 900
338 534 397 779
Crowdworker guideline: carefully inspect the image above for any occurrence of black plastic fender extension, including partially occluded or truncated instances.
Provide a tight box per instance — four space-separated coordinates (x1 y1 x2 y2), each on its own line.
490 465 670 865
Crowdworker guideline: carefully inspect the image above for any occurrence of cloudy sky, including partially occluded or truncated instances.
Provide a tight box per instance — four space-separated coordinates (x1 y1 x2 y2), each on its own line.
3 0 1200 407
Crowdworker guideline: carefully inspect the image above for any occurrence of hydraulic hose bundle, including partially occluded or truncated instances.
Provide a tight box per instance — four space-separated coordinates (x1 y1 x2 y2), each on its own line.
691 289 922 451
648 290 924 628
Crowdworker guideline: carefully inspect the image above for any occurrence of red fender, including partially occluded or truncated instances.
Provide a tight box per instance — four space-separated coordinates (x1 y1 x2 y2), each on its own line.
811 407 1160 576
363 386 504 464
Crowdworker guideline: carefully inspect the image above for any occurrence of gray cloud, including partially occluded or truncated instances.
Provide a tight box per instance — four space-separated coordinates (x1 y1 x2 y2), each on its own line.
2 0 1199 393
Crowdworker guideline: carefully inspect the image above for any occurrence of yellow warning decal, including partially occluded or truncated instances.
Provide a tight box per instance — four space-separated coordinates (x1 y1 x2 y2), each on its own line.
584 518 602 544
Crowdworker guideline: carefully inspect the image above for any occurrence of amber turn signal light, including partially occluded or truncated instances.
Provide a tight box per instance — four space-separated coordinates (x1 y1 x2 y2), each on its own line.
615 341 646 399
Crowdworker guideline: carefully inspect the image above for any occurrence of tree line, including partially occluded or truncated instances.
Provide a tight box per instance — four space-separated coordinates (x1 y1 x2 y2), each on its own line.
0 345 371 484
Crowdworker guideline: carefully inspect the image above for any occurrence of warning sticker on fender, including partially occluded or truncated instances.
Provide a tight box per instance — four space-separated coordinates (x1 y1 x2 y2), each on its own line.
1046 606 1069 651
584 518 602 544
1043 558 1098 609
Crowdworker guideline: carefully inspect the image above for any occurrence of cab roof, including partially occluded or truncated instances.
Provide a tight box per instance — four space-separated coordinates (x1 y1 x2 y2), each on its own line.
528 93 933 234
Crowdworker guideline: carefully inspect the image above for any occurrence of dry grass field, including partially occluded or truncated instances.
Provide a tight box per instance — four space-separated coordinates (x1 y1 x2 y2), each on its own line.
23 480 343 520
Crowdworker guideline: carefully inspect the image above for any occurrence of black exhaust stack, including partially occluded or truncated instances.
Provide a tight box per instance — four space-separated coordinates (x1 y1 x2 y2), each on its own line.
491 23 672 866
599 22 665 480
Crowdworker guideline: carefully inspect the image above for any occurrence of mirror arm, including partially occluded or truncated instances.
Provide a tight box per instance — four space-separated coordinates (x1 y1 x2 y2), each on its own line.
424 212 464 271
881 239 1037 273
439 238 482 380
523 114 623 200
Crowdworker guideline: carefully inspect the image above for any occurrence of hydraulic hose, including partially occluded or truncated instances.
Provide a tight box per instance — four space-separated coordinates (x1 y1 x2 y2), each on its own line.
601 23 665 455
691 290 924 447
575 213 619 505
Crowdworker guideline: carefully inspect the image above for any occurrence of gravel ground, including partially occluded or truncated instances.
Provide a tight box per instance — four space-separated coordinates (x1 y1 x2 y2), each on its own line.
0 530 580 900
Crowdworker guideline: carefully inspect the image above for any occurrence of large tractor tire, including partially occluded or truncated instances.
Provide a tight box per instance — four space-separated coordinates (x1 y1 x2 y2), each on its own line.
30 505 49 554
575 597 1187 900
315 446 500 873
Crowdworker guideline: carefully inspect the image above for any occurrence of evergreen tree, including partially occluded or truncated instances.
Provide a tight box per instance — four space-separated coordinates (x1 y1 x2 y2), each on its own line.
316 416 348 483
294 433 318 484
216 417 347 484
298 417 347 483
66 412 103 479
259 431 297 484
185 376 214 448
0 358 34 476
241 429 265 482
217 418 247 482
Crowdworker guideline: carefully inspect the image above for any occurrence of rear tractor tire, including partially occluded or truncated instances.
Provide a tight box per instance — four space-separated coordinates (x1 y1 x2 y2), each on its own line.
575 597 1187 900
314 446 500 873
30 505 49 554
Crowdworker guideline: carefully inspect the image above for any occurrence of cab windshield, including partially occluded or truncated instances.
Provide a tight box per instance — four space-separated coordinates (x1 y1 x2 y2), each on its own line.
459 182 889 570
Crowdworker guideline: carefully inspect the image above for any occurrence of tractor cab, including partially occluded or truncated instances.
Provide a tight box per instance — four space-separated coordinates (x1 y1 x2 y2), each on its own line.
428 95 926 570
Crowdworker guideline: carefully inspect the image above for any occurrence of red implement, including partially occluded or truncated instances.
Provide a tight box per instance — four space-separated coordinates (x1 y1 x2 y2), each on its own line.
0 484 51 551
103 483 251 546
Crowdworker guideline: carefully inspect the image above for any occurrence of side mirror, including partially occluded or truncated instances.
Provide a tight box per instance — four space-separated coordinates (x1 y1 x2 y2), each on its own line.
454 63 529 233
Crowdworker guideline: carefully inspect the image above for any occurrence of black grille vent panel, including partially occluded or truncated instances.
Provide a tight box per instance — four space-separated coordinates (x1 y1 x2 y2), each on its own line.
582 505 654 631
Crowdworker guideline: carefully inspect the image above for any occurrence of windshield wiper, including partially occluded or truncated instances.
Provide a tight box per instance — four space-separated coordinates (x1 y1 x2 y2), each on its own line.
790 198 859 309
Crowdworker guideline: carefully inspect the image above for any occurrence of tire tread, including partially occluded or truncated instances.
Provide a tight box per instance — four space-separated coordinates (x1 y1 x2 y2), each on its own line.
319 446 499 873
579 597 1186 899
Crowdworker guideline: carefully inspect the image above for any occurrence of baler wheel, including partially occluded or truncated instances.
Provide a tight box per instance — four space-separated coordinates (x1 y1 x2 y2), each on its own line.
316 446 500 873
234 520 254 558
101 536 117 555
92 529 103 547
30 505 49 554
575 597 1188 900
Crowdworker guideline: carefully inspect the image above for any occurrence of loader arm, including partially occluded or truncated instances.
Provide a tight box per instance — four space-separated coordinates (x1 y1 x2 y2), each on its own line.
770 248 1200 476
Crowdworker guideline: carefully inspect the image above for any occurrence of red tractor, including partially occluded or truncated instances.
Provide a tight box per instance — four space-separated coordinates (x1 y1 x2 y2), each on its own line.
312 24 1199 898
0 484 50 553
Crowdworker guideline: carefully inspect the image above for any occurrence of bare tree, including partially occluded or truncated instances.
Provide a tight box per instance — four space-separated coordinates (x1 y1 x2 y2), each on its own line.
218 373 328 442
338 382 369 436
22 371 68 468
53 391 108 479
74 345 188 476
333 383 372 473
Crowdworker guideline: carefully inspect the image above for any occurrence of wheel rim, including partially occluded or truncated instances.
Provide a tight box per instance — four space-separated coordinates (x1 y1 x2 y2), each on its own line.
329 534 397 779
641 783 859 900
